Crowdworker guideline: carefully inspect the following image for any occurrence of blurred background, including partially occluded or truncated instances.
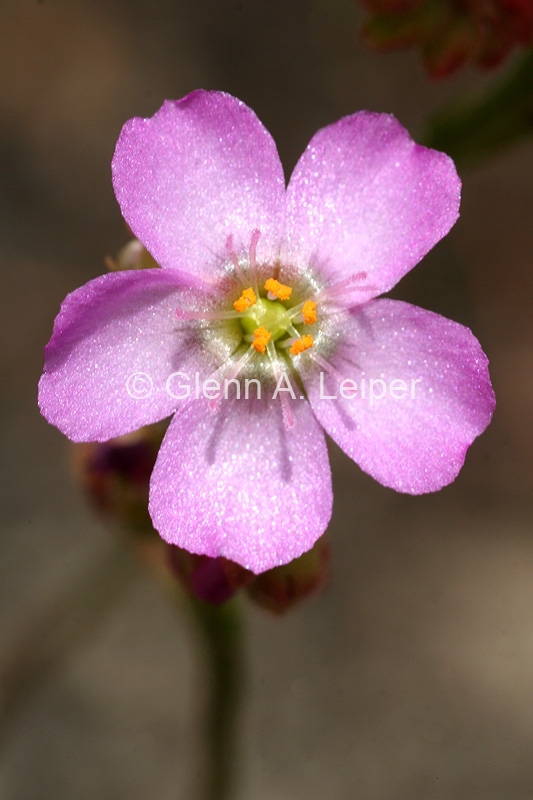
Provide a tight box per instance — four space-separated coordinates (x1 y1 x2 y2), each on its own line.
1 0 533 798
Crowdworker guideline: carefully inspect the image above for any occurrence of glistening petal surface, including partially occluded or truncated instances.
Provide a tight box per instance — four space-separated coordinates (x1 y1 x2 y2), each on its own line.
112 90 286 284
302 299 495 493
38 269 227 441
149 394 333 574
282 112 461 296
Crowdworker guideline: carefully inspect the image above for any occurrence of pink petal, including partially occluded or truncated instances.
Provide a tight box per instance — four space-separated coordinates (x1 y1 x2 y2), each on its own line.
112 91 286 285
303 299 495 493
282 112 460 296
39 269 231 441
149 394 333 574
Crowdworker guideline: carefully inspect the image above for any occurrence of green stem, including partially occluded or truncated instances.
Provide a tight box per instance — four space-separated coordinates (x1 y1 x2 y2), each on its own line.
188 597 245 800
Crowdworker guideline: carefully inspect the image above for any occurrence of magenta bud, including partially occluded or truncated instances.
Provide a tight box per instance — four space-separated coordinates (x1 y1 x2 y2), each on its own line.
72 423 167 533
168 546 254 605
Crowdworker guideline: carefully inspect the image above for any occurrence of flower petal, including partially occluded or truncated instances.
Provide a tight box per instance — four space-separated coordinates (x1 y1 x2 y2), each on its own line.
302 299 495 493
112 90 286 285
39 269 230 441
282 112 460 296
149 393 333 574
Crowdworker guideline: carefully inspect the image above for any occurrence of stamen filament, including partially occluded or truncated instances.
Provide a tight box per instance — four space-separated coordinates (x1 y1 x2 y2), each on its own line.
288 323 301 339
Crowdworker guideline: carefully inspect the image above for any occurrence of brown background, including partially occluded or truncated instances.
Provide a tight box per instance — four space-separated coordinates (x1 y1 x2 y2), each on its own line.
1 1 533 798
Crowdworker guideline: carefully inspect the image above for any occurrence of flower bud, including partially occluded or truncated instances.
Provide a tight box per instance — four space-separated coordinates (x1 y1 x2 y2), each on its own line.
72 423 167 533
105 238 159 271
360 0 533 76
168 547 254 605
246 535 330 614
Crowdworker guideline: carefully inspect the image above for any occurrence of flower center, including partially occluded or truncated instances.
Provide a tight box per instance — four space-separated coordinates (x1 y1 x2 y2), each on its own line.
240 297 292 342
232 278 317 357
175 229 374 431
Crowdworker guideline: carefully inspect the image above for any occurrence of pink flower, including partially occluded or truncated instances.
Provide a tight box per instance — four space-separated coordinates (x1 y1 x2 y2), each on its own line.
39 90 495 574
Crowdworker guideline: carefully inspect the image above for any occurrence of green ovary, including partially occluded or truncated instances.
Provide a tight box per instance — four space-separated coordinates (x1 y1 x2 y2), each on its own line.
240 298 292 342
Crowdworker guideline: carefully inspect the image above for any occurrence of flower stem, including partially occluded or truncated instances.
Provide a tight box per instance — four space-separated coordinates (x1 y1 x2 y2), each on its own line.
187 597 245 800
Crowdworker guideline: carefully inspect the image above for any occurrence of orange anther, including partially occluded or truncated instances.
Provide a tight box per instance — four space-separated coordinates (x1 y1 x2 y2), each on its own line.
233 287 257 313
264 278 292 301
253 326 272 354
302 300 317 325
290 334 314 356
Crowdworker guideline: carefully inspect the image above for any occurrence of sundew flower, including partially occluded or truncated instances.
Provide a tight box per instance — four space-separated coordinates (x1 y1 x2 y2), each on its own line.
39 90 495 574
